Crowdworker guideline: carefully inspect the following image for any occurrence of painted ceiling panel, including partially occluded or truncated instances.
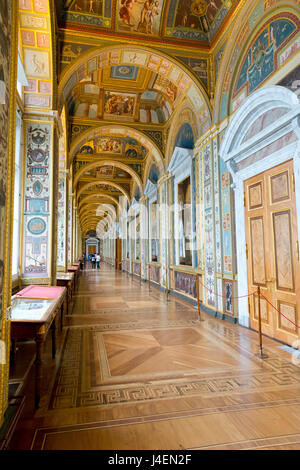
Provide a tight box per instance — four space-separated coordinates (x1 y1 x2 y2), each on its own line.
56 0 238 44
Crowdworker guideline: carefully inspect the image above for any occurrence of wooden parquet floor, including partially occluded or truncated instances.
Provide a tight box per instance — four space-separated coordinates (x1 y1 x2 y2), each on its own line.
9 264 300 450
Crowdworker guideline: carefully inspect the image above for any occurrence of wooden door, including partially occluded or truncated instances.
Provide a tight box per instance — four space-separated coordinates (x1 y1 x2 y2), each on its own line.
88 245 96 255
245 159 300 346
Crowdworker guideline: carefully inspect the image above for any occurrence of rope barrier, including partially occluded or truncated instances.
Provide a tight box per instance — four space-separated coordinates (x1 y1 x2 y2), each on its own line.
260 293 300 329
198 277 256 299
198 277 299 329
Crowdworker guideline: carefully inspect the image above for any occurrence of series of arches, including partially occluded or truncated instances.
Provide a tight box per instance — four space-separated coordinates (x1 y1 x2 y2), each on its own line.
55 0 300 236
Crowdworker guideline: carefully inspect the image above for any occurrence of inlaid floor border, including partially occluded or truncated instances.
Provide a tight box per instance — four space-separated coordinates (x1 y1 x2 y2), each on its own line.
31 397 300 450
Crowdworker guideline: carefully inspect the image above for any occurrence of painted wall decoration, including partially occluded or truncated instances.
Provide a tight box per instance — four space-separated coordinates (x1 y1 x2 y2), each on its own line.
23 123 51 278
221 157 232 274
175 56 208 90
153 75 179 103
174 271 196 298
203 143 215 307
175 123 194 149
142 129 163 151
60 42 93 72
57 177 66 267
149 264 160 283
19 0 53 110
232 15 300 111
128 163 142 177
58 0 113 28
214 40 226 83
223 279 233 315
149 163 160 183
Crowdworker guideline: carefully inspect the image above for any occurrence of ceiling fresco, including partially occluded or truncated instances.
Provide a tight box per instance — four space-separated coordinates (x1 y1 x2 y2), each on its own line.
53 1 235 233
57 0 238 45
77 135 148 158
65 63 182 124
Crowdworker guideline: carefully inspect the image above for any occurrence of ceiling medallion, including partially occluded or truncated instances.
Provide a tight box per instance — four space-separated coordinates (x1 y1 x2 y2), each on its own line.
190 0 208 17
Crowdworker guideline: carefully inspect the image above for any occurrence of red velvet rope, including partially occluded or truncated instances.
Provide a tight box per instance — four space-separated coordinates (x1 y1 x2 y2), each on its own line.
260 293 300 329
198 277 300 329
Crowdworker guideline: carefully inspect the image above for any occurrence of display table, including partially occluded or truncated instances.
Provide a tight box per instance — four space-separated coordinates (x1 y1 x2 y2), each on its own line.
10 286 67 408
67 265 79 290
56 273 74 311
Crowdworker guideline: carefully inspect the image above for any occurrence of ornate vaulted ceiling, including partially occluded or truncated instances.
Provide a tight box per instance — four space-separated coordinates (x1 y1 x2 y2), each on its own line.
57 0 238 45
53 0 239 236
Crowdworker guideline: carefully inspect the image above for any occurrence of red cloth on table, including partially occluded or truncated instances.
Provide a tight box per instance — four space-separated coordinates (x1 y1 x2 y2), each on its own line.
16 285 64 299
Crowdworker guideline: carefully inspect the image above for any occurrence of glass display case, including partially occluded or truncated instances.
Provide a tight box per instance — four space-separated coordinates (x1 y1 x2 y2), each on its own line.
11 298 53 322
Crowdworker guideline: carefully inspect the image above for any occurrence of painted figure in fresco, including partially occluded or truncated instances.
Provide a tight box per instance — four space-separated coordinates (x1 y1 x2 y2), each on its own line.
119 0 134 26
89 0 96 12
146 1 159 34
136 0 154 33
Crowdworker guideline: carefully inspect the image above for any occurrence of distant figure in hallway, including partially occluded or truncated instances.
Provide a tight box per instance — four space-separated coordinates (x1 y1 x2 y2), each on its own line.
96 253 100 269
91 254 96 269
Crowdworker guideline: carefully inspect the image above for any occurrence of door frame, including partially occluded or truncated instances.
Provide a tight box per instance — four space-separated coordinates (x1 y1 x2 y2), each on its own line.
220 86 300 327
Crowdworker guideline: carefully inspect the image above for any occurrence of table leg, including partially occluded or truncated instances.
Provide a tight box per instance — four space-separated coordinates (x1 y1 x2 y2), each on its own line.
51 317 56 359
35 336 43 409
10 339 17 363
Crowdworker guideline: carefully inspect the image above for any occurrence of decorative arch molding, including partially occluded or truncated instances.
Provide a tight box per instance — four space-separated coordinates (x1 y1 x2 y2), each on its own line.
74 159 143 194
220 86 300 328
69 124 165 172
79 206 115 221
78 193 120 209
165 100 200 167
76 179 130 201
143 152 163 188
58 44 211 119
81 216 106 228
214 0 300 123
80 202 116 214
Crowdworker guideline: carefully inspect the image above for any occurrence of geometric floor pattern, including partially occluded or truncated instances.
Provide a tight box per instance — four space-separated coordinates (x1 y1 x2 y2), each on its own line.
10 265 300 450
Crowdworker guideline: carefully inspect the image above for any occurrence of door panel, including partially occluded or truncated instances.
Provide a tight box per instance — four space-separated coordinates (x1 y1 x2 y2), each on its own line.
273 210 294 291
250 216 266 285
245 159 300 346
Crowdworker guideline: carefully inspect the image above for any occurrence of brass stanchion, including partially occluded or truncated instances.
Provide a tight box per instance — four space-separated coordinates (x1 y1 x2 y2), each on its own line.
196 274 204 322
148 264 151 291
255 286 268 359
140 263 142 285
